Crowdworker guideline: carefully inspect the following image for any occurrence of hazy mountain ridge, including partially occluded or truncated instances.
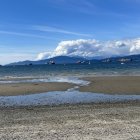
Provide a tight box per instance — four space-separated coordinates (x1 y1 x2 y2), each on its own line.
101 54 140 63
7 54 140 66
7 56 87 65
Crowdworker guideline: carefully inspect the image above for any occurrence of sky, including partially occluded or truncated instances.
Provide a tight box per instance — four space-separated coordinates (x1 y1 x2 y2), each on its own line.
0 0 140 64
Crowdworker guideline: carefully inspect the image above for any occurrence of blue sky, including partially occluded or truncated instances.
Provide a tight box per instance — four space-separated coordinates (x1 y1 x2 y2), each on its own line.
0 0 140 64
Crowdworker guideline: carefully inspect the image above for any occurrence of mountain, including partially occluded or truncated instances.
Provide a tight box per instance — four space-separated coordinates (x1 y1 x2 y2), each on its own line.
45 56 87 64
7 54 140 66
8 56 87 66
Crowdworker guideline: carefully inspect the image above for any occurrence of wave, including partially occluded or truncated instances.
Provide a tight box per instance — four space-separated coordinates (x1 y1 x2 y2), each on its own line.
0 76 90 86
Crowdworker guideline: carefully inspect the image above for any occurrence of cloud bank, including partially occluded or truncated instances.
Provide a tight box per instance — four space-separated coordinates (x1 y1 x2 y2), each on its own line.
36 38 140 60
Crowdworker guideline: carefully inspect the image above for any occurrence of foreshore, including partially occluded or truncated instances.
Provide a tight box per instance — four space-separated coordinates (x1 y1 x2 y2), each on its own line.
0 76 140 139
0 76 140 96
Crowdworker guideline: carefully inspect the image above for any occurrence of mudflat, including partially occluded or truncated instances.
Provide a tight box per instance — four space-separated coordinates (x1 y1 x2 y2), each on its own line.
0 82 74 96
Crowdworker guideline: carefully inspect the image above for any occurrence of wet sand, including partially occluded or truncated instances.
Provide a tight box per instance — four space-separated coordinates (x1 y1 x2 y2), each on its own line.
0 76 140 96
80 76 140 95
0 102 140 140
0 82 74 96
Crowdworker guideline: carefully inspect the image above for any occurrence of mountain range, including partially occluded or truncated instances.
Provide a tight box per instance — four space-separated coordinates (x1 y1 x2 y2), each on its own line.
7 54 140 66
8 56 87 65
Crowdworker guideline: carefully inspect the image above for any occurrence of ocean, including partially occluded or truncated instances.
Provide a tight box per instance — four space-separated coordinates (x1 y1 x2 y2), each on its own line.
0 62 140 82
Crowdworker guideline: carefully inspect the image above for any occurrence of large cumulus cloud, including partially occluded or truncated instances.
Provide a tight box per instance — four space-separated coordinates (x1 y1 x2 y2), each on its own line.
36 38 140 60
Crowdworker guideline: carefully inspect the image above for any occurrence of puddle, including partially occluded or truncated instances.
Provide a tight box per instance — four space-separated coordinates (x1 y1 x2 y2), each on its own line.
0 90 140 107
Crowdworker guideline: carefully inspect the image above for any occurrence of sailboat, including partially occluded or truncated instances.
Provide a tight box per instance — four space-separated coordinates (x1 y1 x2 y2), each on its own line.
88 61 91 65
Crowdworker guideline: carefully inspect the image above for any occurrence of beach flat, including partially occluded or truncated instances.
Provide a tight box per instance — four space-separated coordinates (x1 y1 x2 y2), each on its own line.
0 82 74 96
0 76 140 96
80 76 140 95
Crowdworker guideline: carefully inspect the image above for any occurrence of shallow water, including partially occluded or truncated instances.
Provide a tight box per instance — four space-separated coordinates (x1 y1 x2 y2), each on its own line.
0 63 140 84
0 76 90 86
0 90 140 107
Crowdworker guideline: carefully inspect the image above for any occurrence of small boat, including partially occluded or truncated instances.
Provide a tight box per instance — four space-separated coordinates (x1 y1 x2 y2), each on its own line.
76 61 82 64
29 63 33 66
88 61 91 65
102 59 112 63
121 62 124 65
51 61 55 64
48 60 55 64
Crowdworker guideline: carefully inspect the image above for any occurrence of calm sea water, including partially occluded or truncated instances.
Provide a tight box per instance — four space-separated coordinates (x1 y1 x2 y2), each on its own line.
0 62 140 80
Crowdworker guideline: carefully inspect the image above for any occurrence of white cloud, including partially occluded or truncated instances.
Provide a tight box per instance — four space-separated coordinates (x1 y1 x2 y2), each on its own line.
36 38 140 60
36 52 52 60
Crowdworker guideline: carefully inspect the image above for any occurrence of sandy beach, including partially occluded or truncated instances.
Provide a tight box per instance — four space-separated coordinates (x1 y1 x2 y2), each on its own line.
0 102 140 140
